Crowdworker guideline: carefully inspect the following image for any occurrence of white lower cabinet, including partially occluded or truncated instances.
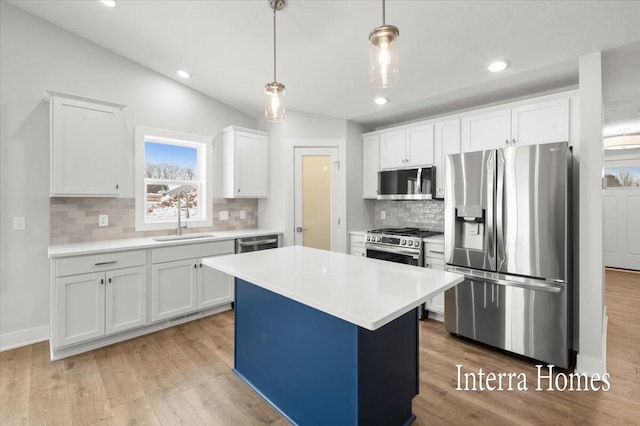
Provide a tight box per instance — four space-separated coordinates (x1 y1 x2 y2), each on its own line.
350 233 366 257
150 240 235 322
200 262 234 309
424 238 446 317
151 259 198 321
54 265 146 347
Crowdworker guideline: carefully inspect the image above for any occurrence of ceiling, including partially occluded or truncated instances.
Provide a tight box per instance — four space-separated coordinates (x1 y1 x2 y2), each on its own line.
9 0 640 129
603 40 640 136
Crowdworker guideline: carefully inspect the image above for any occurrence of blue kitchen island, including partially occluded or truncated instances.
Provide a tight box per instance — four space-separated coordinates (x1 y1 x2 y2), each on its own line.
203 246 463 426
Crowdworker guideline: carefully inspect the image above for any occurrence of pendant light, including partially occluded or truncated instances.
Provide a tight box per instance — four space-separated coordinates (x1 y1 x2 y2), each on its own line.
369 0 399 88
265 0 285 122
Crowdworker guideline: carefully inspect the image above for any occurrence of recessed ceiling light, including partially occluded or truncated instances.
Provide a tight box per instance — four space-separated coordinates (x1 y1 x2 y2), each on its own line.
176 70 191 79
488 60 509 73
100 0 117 7
374 97 388 106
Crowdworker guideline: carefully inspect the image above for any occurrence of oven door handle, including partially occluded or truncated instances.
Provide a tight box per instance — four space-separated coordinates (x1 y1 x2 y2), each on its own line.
366 244 421 258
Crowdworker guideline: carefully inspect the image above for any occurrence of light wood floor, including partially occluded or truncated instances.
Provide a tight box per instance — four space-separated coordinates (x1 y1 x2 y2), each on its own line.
2 269 639 425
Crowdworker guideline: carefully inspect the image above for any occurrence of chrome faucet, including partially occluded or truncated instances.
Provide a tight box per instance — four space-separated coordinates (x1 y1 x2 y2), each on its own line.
176 190 190 235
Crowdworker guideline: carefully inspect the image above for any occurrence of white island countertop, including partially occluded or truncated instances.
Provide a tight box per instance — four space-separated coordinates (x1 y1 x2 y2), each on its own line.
203 246 464 331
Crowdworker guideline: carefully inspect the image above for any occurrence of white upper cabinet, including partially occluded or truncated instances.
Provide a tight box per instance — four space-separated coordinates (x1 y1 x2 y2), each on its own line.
434 119 461 199
379 123 434 169
46 90 125 197
406 124 434 167
362 134 380 198
379 129 406 169
511 98 569 146
462 96 571 152
461 108 512 152
221 126 269 198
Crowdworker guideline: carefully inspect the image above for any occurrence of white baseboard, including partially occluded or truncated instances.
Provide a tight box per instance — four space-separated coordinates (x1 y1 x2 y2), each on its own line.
0 325 49 352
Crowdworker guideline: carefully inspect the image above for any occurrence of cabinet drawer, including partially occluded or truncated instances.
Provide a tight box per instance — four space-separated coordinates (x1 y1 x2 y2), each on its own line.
424 242 445 259
350 234 365 247
152 240 235 264
55 250 146 277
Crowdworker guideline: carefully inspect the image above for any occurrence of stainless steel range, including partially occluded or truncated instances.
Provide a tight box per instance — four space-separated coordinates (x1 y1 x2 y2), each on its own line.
365 228 441 267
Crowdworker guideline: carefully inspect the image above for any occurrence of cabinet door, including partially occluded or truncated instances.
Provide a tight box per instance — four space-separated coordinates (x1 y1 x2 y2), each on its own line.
379 130 406 169
351 247 366 257
362 134 380 198
105 266 147 334
55 272 105 347
151 259 198 321
236 132 269 197
425 258 445 314
51 96 122 196
198 260 234 309
406 124 434 167
511 98 569 146
461 109 511 152
434 119 461 198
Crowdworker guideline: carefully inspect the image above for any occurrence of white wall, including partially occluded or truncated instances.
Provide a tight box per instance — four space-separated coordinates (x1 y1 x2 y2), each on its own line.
575 51 607 376
0 3 256 349
346 121 376 233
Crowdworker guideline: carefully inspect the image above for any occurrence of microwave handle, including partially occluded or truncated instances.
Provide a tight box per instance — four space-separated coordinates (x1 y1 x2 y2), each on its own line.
416 167 422 194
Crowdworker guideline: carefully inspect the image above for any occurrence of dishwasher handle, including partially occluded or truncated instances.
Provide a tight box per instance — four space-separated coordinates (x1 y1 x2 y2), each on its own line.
237 238 278 246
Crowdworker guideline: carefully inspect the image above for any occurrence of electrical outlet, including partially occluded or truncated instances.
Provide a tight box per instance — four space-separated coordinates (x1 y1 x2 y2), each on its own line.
240 210 246 219
13 216 26 231
381 211 386 220
98 214 109 227
219 211 229 220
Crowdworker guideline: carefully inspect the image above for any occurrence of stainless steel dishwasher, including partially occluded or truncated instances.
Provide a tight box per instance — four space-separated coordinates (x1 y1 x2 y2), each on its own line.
235 235 280 253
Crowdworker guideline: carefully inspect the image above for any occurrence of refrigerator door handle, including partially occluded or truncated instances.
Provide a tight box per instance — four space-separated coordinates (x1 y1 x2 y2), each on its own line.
496 150 506 270
486 152 495 269
446 266 563 294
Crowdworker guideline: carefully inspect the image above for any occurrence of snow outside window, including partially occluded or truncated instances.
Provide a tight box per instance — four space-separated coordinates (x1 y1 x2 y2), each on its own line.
134 126 213 231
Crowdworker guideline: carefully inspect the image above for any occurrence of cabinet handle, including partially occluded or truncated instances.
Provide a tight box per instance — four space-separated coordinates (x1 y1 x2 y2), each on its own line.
194 264 198 269
115 184 119 189
237 188 241 193
512 138 516 144
199 263 203 268
94 261 117 266
108 277 112 283
505 139 509 145
100 278 104 285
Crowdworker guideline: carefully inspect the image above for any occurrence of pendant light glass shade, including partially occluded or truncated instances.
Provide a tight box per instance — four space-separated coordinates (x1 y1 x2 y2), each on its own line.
264 0 285 122
369 25 399 88
265 82 285 122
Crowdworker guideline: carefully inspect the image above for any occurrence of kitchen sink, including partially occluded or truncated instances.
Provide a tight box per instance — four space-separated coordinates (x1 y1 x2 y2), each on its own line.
152 233 215 242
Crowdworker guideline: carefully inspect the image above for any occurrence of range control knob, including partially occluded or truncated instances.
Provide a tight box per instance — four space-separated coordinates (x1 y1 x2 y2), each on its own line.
375 236 381 243
401 239 406 245
408 240 414 247
366 235 370 241
414 241 421 248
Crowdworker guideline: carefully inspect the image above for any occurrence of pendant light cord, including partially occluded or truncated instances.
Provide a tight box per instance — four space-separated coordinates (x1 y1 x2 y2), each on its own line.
273 8 277 82
382 0 385 25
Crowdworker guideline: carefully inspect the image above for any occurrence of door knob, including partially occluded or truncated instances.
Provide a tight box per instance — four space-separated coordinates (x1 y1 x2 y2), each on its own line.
296 227 308 233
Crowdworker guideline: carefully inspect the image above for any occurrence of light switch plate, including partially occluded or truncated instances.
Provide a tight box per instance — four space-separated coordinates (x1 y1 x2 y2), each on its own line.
13 216 26 231
240 210 246 219
98 214 109 227
381 211 386 220
219 211 229 220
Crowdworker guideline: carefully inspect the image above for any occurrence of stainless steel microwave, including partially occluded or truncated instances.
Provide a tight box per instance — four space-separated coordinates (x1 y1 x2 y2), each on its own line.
377 167 436 200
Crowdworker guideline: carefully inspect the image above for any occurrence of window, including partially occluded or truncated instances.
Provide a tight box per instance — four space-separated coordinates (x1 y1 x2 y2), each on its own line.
604 167 640 188
135 126 213 231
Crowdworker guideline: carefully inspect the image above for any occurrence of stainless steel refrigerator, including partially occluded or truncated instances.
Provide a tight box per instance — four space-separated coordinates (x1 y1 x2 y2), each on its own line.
444 141 572 368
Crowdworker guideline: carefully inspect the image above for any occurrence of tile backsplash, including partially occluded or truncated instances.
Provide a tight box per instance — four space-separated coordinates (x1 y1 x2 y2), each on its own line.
374 200 444 230
50 197 258 244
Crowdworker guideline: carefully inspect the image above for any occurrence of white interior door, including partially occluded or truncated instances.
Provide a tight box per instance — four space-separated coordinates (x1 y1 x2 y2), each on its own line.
603 159 640 270
294 147 339 250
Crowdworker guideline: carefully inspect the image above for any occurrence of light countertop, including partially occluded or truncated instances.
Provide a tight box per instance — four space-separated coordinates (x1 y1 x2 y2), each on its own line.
48 228 283 258
202 246 463 331
423 233 444 243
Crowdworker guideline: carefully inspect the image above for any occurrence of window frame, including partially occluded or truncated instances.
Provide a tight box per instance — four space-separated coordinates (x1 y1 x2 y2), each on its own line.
134 125 213 231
